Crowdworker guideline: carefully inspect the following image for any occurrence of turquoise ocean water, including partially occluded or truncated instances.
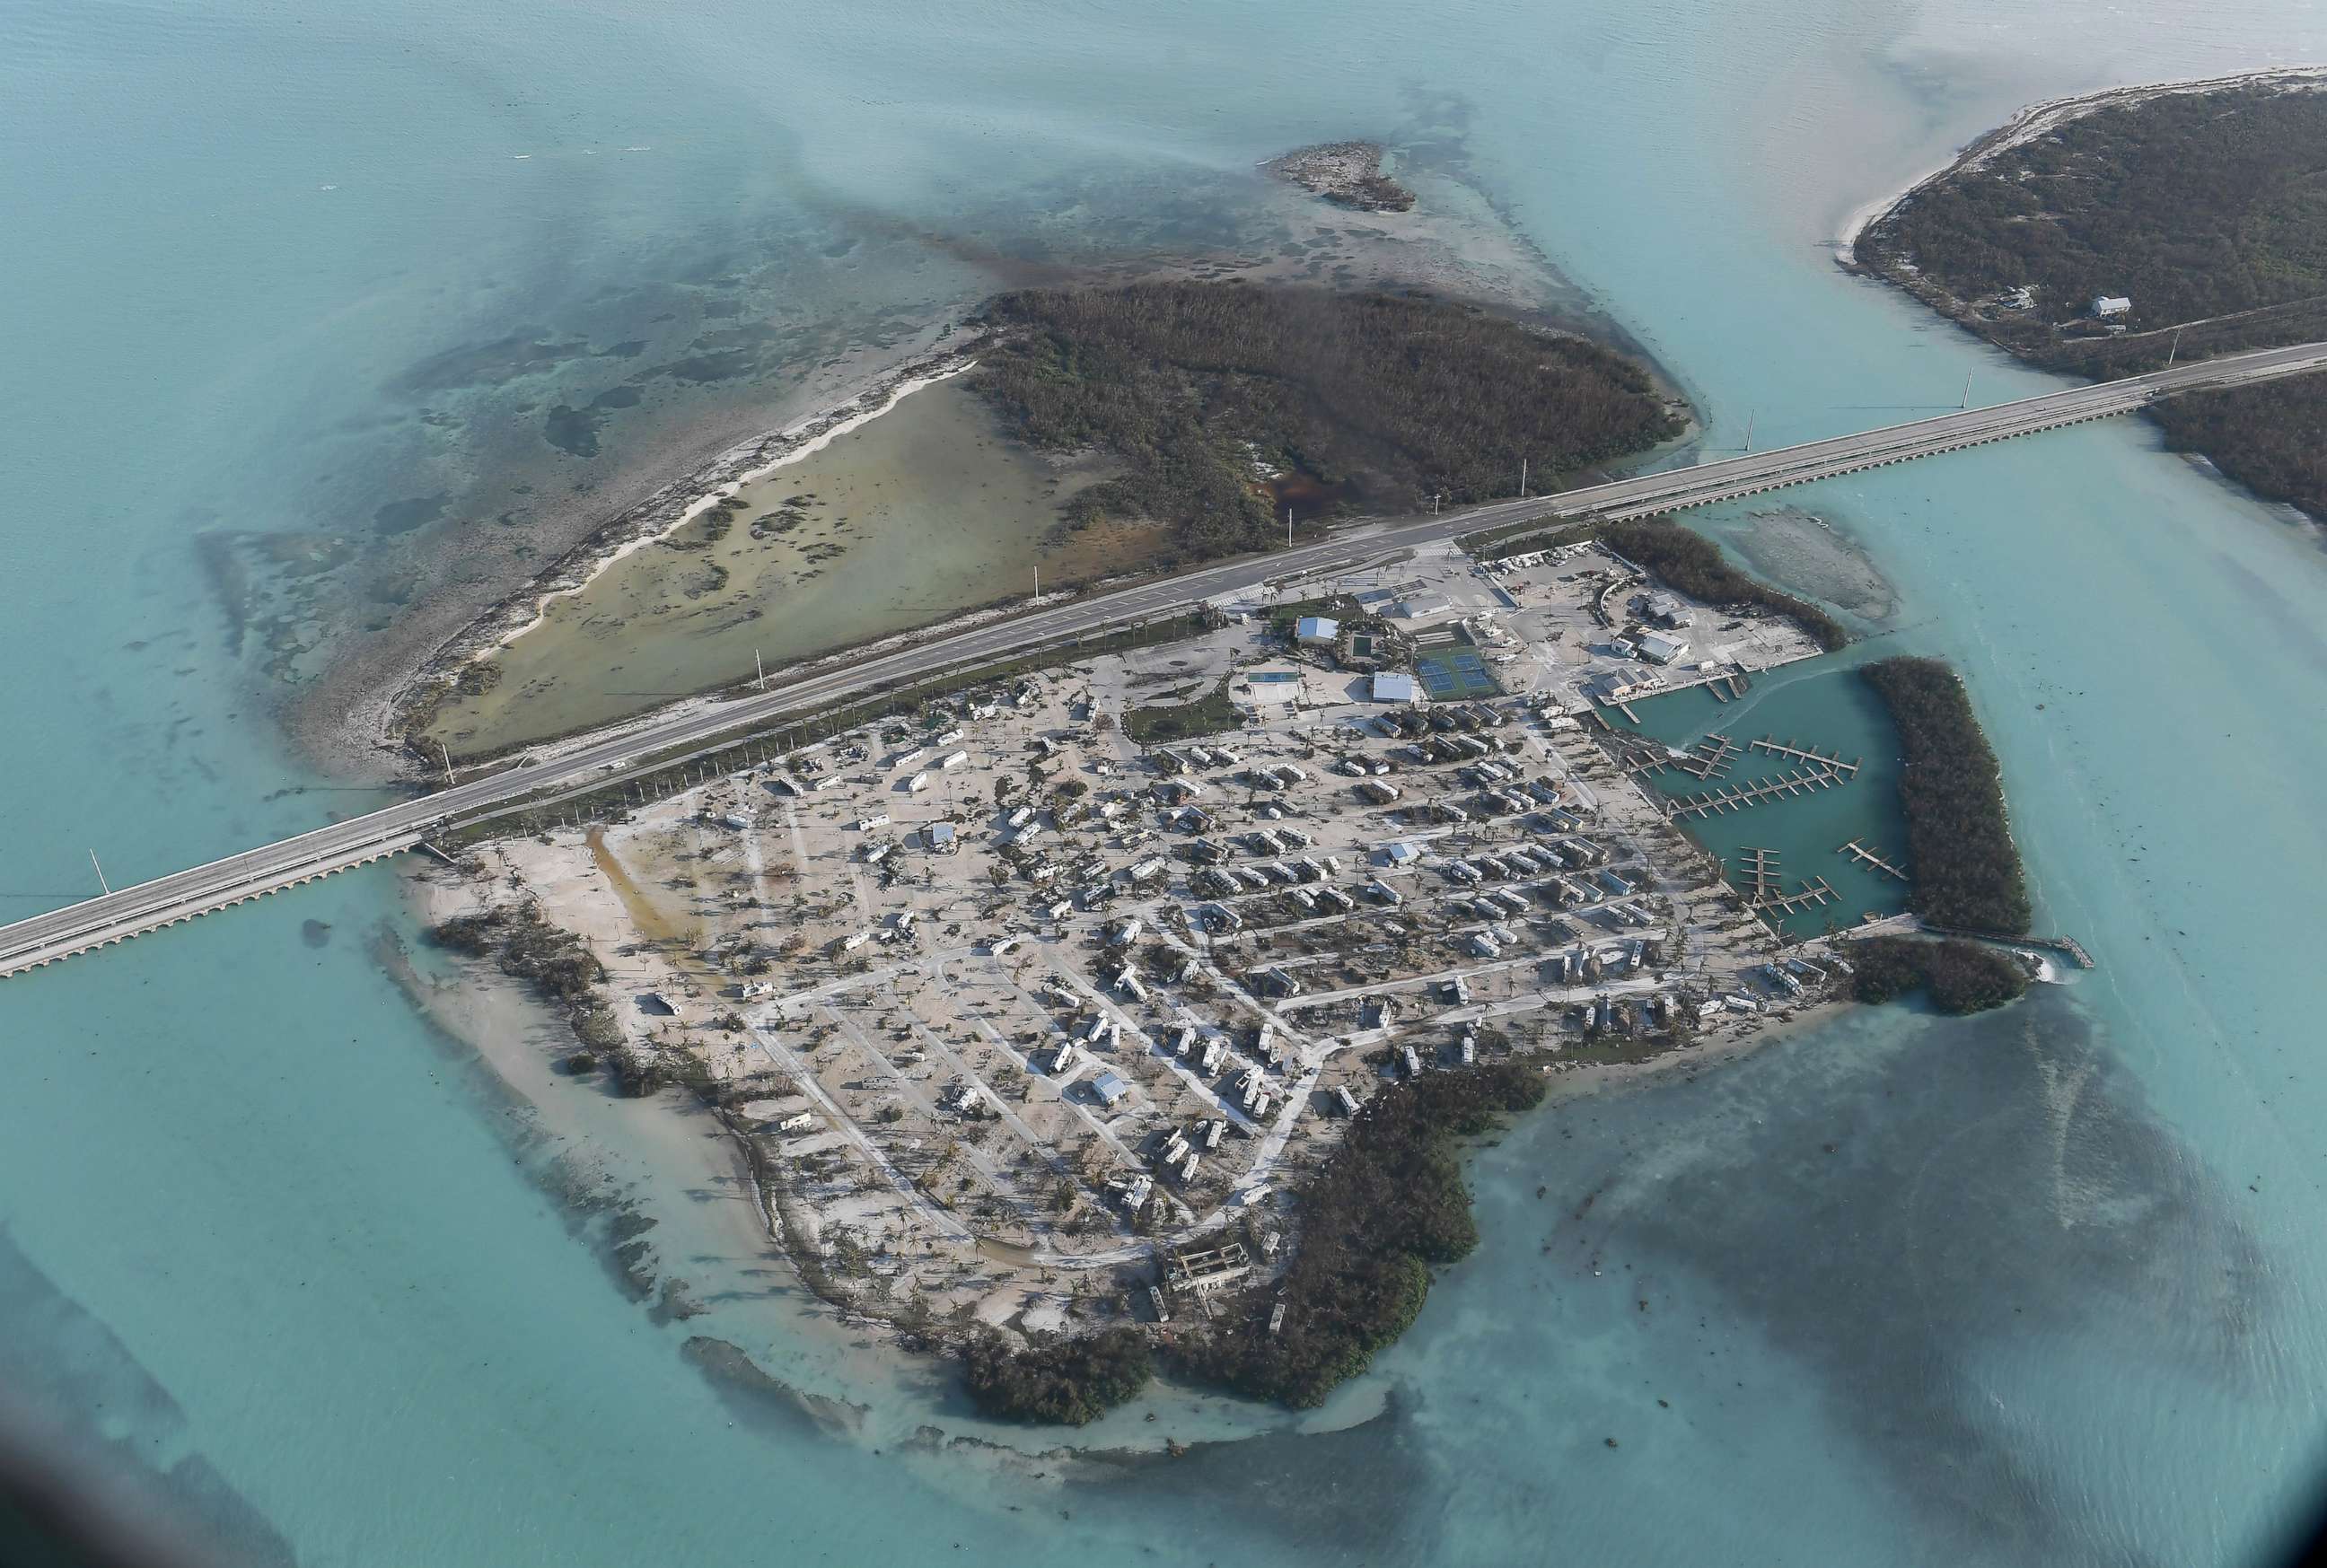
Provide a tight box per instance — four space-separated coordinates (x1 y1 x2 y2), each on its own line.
4 2 2327 1563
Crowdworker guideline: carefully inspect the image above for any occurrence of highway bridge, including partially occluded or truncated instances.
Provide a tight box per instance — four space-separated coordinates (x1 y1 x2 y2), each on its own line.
6 338 2325 978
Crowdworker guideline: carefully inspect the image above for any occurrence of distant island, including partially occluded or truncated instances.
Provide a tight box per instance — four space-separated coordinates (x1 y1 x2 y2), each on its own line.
1852 71 2327 518
1261 141 1416 212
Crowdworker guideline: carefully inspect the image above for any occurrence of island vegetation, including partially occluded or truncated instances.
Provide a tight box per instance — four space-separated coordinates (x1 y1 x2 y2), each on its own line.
1857 81 2327 517
1172 1062 1546 1409
970 283 1682 564
961 1325 1154 1425
1845 934 2029 1015
1859 656 2032 936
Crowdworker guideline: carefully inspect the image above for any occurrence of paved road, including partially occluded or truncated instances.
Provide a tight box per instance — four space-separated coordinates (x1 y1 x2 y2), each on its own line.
7 339 2325 977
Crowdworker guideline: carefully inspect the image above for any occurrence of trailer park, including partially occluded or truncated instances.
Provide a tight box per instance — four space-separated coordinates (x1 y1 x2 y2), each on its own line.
413 531 1870 1343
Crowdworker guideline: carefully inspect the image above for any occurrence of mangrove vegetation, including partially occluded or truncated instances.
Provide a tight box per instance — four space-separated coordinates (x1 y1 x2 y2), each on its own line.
961 1325 1153 1425
1172 1062 1546 1409
970 283 1682 564
426 903 658 1091
1846 934 2030 1015
1860 656 2032 935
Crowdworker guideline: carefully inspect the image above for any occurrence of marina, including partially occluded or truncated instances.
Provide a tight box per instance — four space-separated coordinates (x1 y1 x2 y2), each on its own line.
1750 737 1861 777
1666 765 1848 819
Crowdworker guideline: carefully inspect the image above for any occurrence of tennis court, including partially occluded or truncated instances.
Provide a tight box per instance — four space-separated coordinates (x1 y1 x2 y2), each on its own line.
1412 646 1501 698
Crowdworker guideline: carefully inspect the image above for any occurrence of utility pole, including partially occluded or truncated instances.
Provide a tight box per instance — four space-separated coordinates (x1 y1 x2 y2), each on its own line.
440 742 456 788
1285 505 1294 548
1433 491 1442 515
2167 328 2184 367
1743 412 1755 452
1033 563 1040 602
756 650 768 692
89 849 110 896
1519 458 1528 498
1960 371 1972 410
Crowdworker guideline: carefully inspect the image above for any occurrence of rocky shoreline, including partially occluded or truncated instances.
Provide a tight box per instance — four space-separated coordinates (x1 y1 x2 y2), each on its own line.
1262 142 1417 213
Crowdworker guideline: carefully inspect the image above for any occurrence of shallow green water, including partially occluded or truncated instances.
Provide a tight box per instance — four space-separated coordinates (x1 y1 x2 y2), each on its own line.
1628 661 1916 935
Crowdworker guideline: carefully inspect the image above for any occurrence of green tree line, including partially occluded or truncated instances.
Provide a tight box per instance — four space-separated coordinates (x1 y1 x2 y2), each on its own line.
1860 657 2033 935
1170 1062 1546 1408
970 283 1681 563
960 1325 1153 1424
1847 934 2029 1014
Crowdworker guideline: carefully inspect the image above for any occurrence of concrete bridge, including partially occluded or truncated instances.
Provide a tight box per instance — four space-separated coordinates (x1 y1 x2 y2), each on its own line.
6 338 2325 978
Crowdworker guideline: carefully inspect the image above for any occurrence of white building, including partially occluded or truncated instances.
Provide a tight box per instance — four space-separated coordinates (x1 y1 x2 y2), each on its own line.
2092 294 2132 318
1637 629 1690 665
1295 616 1339 645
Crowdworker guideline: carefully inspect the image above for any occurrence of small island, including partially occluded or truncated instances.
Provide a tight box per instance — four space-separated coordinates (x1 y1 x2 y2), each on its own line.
1262 141 1417 213
1853 71 2327 518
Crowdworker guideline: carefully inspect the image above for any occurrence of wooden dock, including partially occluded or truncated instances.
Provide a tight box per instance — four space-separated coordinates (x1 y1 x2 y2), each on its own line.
1837 838 1909 881
1735 846 1782 904
1752 738 1861 778
1758 876 1838 916
1725 847 1837 915
1679 733 1739 780
1668 765 1844 819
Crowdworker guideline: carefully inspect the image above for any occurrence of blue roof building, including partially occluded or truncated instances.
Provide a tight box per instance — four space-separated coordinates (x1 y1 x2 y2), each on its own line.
1295 616 1339 645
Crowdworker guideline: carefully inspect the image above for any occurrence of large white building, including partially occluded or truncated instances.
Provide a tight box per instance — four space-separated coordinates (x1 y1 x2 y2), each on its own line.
2092 294 2131 318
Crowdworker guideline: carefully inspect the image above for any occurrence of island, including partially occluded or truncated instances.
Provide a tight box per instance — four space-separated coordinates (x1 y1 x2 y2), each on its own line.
1851 71 2327 518
1261 141 1417 213
408 467 2044 1423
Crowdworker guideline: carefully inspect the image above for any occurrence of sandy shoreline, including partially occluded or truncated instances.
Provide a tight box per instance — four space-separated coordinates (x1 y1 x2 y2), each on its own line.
1834 66 2327 267
492 360 979 662
387 346 988 755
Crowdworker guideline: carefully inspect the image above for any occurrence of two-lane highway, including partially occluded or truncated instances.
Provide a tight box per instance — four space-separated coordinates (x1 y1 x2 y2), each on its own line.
7 338 2326 977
